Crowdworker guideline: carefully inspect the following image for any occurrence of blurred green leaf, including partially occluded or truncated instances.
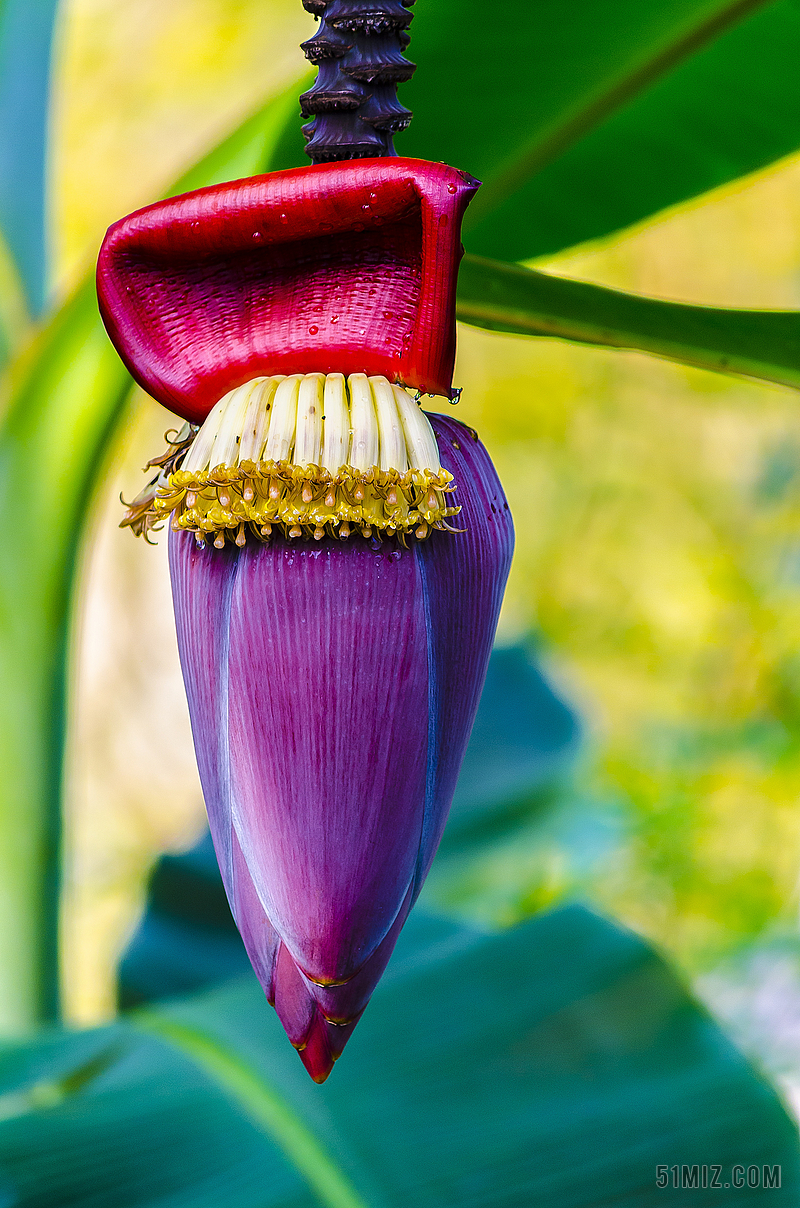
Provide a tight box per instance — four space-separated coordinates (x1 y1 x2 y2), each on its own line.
399 0 800 261
439 645 579 853
0 77 308 1030
173 73 312 195
0 907 796 1206
488 0 800 262
457 254 800 391
0 280 131 1030
0 224 29 368
137 1015 369 1208
0 0 60 311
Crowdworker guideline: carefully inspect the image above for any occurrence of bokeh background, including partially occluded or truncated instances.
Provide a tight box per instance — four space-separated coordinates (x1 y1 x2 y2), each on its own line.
57 0 800 1110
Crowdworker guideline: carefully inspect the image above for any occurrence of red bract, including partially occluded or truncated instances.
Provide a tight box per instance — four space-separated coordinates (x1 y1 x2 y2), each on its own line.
97 159 479 425
99 157 514 1082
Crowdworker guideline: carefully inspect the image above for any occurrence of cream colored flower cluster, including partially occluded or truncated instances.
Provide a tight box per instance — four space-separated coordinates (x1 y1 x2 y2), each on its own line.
155 373 459 546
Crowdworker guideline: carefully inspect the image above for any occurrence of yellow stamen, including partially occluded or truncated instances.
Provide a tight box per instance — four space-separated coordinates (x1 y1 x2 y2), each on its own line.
136 372 461 546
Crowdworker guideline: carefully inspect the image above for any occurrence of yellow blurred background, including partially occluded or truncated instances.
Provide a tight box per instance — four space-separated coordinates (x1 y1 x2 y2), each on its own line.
56 0 800 1023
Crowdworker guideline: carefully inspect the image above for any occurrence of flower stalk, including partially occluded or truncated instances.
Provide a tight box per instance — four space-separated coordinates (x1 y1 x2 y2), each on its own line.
300 0 415 163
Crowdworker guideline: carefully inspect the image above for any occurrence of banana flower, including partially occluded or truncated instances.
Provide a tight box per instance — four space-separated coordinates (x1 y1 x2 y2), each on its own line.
98 158 513 1081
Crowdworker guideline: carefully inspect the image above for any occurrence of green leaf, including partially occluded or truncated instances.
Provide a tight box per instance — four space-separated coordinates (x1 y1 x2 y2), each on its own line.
0 908 796 1206
439 645 579 853
137 1015 369 1208
0 77 308 1030
0 0 60 311
0 280 132 1030
476 0 800 261
457 254 800 392
0 223 29 368
399 0 800 261
172 73 313 196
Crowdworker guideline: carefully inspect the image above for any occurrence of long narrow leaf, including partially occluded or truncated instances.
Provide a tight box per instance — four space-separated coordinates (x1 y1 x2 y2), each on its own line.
0 0 60 311
0 281 131 1031
0 224 29 369
457 254 800 391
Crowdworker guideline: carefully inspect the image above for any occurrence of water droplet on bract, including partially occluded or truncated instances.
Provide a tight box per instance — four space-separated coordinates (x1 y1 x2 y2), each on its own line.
369 192 378 203
330 315 339 323
252 231 262 240
447 184 457 194
309 325 318 335
439 214 449 227
279 212 289 224
368 288 376 296
362 203 370 212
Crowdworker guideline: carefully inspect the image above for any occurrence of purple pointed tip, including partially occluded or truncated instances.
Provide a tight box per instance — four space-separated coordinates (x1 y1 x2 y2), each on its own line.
298 1014 336 1083
273 938 365 1079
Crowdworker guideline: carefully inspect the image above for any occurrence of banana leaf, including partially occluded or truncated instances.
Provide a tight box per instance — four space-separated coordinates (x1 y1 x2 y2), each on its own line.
2 905 797 1207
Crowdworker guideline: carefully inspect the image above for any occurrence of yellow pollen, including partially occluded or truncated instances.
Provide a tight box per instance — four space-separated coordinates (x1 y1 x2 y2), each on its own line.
141 372 461 547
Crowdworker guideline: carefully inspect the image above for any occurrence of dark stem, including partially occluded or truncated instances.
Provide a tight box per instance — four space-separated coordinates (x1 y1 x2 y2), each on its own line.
300 0 415 163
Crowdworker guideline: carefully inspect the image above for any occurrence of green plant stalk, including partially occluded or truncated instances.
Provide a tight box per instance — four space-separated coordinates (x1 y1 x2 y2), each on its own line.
0 83 306 1032
0 284 131 1030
